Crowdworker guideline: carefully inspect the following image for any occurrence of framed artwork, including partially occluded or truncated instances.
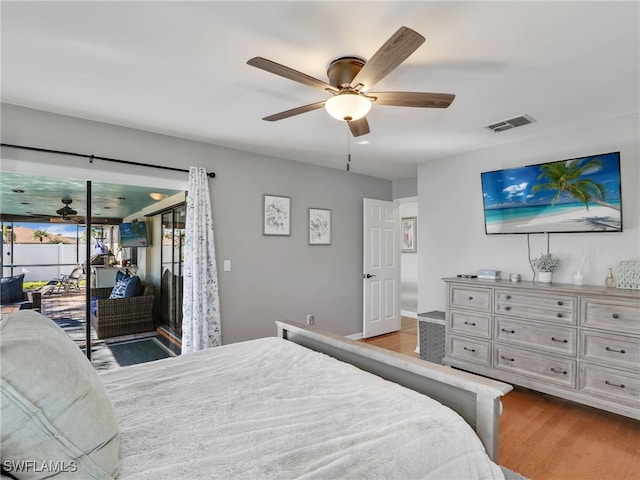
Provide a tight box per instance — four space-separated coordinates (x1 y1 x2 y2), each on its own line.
308 208 331 245
263 194 291 236
401 216 417 253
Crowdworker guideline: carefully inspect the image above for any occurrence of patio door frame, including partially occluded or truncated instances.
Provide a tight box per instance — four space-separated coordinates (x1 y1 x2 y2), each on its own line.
159 204 186 337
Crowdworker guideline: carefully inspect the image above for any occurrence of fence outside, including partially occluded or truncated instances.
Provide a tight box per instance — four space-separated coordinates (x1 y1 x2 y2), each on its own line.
2 244 88 282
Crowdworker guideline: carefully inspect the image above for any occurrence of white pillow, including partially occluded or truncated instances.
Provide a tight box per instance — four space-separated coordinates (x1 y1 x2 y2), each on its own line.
1 310 119 479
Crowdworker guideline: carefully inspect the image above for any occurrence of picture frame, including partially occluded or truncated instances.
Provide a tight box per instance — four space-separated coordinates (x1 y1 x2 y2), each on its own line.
263 194 291 236
308 208 331 245
401 216 417 253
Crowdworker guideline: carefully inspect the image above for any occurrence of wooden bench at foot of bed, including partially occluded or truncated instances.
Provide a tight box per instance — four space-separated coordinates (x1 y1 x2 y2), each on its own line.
276 320 512 463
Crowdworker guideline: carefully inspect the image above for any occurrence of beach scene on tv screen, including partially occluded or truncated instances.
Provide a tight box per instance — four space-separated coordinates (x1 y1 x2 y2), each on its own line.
120 222 148 247
482 152 622 234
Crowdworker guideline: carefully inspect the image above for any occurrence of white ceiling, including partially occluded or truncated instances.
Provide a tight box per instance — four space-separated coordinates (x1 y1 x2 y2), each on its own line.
1 1 638 180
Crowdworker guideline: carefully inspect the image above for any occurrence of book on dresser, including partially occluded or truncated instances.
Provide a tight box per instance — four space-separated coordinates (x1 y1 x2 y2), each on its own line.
442 277 640 420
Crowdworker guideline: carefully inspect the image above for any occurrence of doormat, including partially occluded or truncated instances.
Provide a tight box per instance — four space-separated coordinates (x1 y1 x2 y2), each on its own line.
88 336 176 371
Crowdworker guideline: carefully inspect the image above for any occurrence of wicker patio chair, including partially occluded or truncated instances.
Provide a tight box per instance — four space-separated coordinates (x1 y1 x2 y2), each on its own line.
90 285 155 339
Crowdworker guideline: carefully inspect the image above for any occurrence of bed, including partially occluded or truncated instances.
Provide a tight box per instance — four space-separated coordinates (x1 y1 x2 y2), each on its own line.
1 311 512 480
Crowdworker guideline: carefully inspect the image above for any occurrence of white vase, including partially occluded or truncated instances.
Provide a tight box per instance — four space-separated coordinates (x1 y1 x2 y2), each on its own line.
538 271 553 283
574 273 584 285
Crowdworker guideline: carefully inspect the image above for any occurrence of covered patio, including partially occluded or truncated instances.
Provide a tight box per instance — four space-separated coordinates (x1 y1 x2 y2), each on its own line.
32 288 180 370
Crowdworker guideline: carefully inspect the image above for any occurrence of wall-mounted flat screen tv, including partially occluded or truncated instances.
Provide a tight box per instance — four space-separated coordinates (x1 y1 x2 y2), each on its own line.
481 151 622 234
120 222 149 247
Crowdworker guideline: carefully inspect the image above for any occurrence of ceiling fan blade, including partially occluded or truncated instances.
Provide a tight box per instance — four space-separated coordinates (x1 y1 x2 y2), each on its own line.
247 57 339 94
350 26 425 92
263 101 326 122
348 117 370 137
369 91 455 108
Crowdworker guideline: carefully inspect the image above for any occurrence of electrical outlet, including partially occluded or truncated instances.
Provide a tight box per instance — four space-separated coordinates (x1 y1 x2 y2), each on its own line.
306 315 314 326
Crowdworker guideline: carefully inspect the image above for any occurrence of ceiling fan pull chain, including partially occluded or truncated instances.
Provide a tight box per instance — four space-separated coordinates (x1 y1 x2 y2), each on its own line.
346 123 351 172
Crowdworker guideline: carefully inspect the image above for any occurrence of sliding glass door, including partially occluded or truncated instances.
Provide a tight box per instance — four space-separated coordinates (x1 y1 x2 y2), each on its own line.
160 205 186 336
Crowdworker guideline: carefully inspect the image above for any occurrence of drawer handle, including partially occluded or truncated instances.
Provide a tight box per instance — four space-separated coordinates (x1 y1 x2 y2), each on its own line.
551 337 568 343
463 321 476 326
505 295 511 300
467 296 474 301
557 313 564 318
550 367 567 375
605 380 625 389
605 346 626 354
500 355 515 362
463 347 476 353
557 301 563 306
612 313 620 319
504 306 511 311
501 328 515 334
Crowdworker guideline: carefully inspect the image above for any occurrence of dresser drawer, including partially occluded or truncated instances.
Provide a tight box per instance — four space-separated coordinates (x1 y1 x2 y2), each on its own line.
495 317 577 356
449 286 491 312
495 345 576 388
447 335 491 366
581 297 640 334
449 310 491 339
495 290 576 324
579 364 640 407
580 331 640 371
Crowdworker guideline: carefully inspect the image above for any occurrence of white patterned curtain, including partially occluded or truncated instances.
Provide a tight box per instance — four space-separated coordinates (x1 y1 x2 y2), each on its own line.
181 166 221 353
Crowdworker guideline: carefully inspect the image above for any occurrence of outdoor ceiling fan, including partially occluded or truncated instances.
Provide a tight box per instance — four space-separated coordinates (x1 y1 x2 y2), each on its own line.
56 198 77 220
247 26 455 137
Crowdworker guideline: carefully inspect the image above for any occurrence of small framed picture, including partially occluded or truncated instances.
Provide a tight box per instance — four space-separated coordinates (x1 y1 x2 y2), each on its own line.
263 194 291 236
401 216 417 253
308 208 331 245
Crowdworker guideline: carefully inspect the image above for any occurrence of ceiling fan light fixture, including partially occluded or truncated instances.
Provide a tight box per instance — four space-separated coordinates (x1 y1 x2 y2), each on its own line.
325 93 371 122
149 192 168 201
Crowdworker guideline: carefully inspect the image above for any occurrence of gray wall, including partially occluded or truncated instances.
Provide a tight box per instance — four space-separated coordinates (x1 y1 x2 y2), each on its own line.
1 103 391 343
417 112 640 313
393 177 417 199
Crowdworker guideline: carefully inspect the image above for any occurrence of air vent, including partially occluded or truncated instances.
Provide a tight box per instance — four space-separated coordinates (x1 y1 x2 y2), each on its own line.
485 114 535 133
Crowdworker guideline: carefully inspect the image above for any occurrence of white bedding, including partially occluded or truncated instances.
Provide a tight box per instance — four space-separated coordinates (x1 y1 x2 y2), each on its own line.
101 337 504 480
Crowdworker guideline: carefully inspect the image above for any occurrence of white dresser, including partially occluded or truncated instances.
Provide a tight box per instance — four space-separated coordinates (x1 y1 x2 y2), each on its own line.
443 277 640 420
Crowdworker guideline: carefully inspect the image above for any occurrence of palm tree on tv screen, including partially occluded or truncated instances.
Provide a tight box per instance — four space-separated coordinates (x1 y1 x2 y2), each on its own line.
531 158 620 212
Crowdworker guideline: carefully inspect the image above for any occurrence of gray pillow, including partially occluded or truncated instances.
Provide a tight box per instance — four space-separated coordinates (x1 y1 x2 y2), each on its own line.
0 310 120 479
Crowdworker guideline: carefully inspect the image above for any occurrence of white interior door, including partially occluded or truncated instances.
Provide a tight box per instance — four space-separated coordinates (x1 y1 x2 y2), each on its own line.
363 198 400 338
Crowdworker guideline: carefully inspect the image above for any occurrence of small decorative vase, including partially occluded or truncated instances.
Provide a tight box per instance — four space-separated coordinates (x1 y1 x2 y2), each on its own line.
573 273 584 285
605 267 616 288
538 271 553 283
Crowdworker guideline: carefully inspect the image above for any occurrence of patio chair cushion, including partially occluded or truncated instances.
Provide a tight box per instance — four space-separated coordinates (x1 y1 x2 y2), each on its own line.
1 274 25 305
115 269 129 283
0 310 120 479
109 275 141 299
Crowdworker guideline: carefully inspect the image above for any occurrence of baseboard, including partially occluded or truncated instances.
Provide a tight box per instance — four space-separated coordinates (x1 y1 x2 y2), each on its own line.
401 310 417 319
346 332 363 341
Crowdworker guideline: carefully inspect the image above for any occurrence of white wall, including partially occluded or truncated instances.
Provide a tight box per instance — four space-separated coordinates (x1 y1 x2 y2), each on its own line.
417 113 640 312
1 103 392 343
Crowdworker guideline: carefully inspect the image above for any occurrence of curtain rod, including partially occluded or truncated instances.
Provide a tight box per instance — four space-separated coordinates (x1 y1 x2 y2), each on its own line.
0 143 216 178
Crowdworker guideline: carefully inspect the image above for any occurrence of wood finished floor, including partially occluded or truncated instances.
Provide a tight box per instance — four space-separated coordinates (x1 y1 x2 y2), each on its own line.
362 317 640 480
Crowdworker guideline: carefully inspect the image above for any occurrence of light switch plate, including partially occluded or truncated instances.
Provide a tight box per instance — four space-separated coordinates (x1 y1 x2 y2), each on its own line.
223 260 231 271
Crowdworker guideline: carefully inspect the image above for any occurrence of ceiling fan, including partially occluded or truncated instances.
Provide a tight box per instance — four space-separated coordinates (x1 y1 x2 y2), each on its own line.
247 26 455 137
55 198 78 221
